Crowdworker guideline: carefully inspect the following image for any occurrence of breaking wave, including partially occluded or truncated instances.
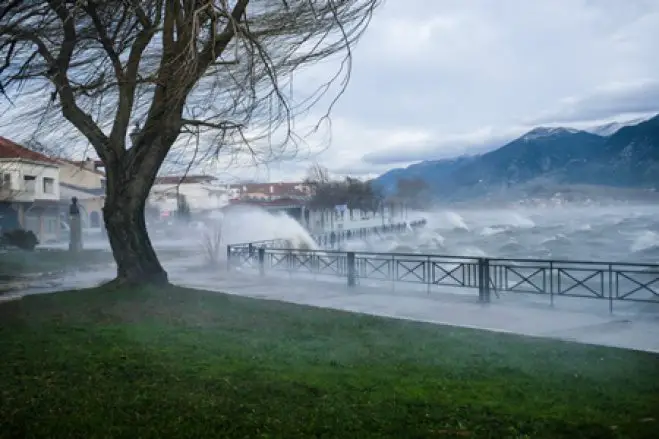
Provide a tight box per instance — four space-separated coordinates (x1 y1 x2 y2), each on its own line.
360 204 659 263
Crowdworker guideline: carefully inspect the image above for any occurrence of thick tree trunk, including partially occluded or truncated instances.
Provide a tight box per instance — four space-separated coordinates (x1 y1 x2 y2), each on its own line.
102 169 168 286
103 195 168 286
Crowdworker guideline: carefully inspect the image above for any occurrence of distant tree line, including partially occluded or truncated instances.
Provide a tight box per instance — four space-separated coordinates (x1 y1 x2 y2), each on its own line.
304 164 383 219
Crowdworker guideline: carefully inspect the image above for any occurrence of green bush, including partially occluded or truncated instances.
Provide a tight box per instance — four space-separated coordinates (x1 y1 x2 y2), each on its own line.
1 229 39 251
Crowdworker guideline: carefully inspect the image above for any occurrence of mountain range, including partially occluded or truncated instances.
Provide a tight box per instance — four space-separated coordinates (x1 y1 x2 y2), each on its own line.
373 114 659 201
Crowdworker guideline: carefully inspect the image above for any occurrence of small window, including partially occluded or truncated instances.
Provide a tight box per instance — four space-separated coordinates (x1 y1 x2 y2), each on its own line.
43 177 55 194
0 173 10 189
100 178 107 190
89 211 101 228
45 216 59 233
23 175 36 193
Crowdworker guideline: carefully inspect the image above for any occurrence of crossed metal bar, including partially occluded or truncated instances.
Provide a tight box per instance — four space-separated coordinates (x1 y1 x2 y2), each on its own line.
504 266 545 293
432 262 468 286
615 271 659 299
360 258 392 279
557 268 604 297
396 260 426 283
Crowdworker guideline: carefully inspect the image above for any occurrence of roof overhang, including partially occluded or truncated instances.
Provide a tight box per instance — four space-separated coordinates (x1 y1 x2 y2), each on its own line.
0 158 59 168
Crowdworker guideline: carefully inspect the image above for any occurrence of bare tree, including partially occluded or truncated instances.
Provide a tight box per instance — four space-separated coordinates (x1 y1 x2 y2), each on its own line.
0 0 381 286
304 162 331 186
200 221 223 267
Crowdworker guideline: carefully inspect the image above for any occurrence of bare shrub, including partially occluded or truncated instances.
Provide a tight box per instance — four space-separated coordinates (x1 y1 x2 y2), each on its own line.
200 222 224 267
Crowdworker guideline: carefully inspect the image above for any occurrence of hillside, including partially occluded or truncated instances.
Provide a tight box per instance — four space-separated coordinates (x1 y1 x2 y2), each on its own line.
374 114 659 200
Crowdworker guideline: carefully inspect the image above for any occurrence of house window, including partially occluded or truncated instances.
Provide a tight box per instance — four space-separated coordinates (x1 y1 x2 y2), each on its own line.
100 178 106 190
43 177 55 194
23 175 36 193
0 173 10 189
89 211 101 228
45 216 59 234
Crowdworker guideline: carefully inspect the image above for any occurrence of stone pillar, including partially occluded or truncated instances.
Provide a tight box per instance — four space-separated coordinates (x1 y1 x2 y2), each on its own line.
69 196 83 252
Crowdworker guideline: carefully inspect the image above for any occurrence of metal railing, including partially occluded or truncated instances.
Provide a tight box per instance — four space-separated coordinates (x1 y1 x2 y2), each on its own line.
226 246 659 312
233 219 427 250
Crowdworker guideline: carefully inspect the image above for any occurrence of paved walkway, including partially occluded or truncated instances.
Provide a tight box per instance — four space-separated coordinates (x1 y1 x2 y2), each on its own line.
182 270 659 354
5 259 658 353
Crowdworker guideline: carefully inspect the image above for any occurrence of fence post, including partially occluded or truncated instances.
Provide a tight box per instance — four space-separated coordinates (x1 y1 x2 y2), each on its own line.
347 251 356 287
549 261 554 307
483 258 491 302
478 258 491 302
609 264 614 314
477 258 483 301
226 245 232 271
287 250 294 278
258 247 265 276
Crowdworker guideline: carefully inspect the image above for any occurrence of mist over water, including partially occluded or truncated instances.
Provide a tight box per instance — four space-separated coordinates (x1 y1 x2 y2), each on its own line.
41 205 319 255
24 200 659 354
356 203 659 263
43 202 659 264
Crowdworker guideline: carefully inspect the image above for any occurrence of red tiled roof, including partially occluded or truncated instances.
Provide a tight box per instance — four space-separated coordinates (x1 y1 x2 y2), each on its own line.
155 175 217 185
0 136 58 164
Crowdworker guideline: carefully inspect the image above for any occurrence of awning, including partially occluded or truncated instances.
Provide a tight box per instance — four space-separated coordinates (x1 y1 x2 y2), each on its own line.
25 199 64 214
31 199 64 208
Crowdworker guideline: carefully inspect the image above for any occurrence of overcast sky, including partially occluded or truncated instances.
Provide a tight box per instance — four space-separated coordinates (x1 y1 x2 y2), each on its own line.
3 0 659 183
254 0 659 181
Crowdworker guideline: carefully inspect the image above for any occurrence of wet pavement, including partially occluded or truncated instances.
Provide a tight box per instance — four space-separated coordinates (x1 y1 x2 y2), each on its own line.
4 253 659 354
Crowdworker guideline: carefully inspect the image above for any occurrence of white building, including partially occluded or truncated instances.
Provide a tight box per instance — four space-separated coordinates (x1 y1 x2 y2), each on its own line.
0 136 62 242
149 175 232 215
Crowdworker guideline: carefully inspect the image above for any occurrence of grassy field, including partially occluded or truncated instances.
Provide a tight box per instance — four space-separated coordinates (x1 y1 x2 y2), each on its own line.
1 285 657 438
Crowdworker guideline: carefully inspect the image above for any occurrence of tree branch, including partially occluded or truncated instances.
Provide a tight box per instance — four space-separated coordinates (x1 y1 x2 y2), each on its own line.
196 0 250 79
84 1 124 81
108 3 158 153
181 118 244 130
2 0 381 186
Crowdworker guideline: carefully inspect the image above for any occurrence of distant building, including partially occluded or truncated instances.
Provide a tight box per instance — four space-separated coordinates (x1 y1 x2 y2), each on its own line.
222 181 313 226
0 136 62 242
150 175 231 215
229 182 312 201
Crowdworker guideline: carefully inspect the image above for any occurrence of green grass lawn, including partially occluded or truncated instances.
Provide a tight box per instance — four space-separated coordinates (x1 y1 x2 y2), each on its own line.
1 286 657 438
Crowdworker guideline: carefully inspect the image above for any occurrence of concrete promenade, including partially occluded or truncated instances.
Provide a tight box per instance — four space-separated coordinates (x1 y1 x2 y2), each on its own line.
182 271 659 354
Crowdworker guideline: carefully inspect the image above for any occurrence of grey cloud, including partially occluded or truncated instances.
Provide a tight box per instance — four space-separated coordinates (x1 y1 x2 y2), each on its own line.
530 80 659 125
360 129 524 166
4 0 659 182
